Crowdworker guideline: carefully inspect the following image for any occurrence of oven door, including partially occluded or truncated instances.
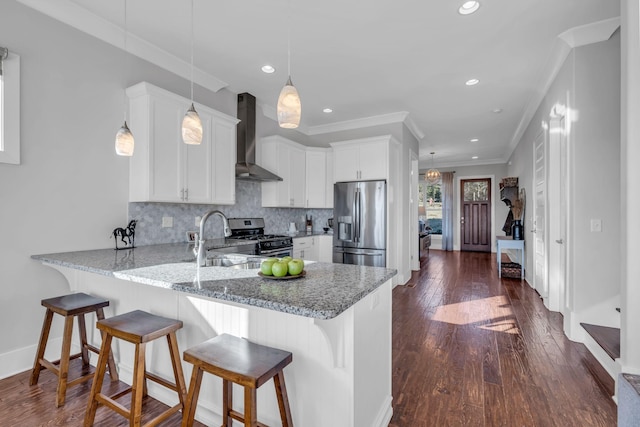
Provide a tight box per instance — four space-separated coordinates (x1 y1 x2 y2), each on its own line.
260 247 293 258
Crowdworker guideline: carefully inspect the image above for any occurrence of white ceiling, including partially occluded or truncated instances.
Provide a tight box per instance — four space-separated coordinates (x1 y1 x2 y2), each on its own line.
19 0 620 169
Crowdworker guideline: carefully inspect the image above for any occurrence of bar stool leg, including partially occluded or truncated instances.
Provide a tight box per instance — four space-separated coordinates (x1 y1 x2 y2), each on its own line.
167 332 187 406
181 366 203 427
56 315 75 407
222 379 233 426
30 309 54 386
131 342 147 427
96 308 119 382
77 313 90 366
244 386 258 427
84 333 113 427
274 371 293 427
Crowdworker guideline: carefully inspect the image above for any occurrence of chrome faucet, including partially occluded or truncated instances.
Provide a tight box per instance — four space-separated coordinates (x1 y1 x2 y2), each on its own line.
194 210 232 267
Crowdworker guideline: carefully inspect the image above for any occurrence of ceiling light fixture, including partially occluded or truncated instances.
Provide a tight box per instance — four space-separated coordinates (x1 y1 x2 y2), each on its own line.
465 78 479 86
115 0 134 156
493 108 503 113
277 1 301 129
323 108 333 113
182 0 203 145
261 64 275 74
458 1 480 15
470 138 479 142
472 156 479 159
425 152 441 184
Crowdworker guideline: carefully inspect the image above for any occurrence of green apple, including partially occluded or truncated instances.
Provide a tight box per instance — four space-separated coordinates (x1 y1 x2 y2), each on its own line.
287 258 304 276
260 259 277 276
271 261 289 277
280 256 293 263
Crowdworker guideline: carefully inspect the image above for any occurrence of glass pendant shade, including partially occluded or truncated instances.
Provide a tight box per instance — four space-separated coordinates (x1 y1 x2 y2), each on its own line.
425 168 441 184
182 103 203 145
115 121 134 156
277 76 301 129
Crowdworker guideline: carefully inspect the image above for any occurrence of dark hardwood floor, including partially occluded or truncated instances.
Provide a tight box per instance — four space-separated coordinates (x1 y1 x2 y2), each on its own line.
390 250 617 427
0 250 616 426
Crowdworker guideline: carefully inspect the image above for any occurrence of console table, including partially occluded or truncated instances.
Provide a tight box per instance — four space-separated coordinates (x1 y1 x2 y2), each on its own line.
496 236 524 279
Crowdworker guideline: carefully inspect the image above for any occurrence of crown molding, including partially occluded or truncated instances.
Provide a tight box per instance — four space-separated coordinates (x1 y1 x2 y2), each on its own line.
559 16 620 48
306 111 410 136
506 17 621 159
17 0 228 92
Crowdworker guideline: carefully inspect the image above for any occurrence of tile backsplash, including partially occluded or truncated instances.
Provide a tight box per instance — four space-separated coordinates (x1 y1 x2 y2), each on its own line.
129 180 333 246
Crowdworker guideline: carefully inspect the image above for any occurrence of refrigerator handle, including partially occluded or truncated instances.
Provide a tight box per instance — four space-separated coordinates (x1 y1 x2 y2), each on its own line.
355 187 361 243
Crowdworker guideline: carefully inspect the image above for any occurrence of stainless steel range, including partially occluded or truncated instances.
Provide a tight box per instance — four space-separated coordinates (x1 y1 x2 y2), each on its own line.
227 218 293 257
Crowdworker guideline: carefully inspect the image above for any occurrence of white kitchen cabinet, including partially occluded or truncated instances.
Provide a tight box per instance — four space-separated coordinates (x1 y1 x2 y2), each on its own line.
331 136 390 182
127 82 238 204
259 136 306 207
317 234 334 263
305 147 333 208
293 236 319 261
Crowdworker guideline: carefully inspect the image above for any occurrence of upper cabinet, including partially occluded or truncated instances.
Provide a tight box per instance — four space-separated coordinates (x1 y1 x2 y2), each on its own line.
331 136 390 182
258 136 333 208
305 147 333 209
259 136 306 207
127 82 238 204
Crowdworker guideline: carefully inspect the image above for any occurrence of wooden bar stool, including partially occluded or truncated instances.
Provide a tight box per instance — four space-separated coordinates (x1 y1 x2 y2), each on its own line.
84 310 187 427
29 292 118 407
181 333 293 427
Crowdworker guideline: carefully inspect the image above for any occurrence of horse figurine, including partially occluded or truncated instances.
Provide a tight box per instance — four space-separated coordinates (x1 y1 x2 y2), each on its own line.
112 219 137 250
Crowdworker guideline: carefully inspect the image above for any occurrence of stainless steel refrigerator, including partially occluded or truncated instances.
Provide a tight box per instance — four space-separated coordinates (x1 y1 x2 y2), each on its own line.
333 180 387 267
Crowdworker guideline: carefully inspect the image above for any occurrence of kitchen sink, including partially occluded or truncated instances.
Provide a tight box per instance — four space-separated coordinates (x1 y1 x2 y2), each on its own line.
228 261 262 270
204 255 262 269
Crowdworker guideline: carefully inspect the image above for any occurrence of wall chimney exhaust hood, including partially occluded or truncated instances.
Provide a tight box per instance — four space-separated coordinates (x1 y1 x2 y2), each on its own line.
236 93 283 182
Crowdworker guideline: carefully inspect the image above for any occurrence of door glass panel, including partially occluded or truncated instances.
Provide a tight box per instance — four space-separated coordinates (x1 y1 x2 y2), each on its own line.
463 181 488 201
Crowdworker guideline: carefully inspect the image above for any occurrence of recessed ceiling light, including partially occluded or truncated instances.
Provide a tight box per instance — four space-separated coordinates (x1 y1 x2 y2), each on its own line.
470 138 479 142
465 78 479 86
261 64 275 74
493 108 503 113
472 156 479 159
323 108 333 113
459 1 480 15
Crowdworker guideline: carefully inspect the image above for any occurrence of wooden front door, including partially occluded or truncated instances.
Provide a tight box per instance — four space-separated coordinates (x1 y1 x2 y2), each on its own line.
460 178 491 252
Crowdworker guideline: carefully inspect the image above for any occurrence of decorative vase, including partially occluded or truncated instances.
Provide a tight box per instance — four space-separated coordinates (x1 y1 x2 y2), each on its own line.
511 219 524 240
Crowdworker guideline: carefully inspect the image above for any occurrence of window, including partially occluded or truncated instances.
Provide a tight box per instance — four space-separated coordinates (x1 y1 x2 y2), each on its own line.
418 182 442 234
0 48 20 165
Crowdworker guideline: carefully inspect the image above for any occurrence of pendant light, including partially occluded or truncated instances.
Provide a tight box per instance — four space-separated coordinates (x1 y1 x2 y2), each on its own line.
182 0 203 145
115 0 134 156
277 2 301 129
425 152 441 184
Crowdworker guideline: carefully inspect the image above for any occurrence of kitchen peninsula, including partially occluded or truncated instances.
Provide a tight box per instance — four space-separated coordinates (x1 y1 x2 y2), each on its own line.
32 243 396 427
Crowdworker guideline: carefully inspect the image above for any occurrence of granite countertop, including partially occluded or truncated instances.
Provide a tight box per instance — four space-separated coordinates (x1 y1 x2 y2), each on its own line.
290 231 333 238
32 243 396 320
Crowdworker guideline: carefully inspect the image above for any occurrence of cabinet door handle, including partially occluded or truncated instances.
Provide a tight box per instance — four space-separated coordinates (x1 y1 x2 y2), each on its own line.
181 189 185 201
184 188 188 201
555 239 564 244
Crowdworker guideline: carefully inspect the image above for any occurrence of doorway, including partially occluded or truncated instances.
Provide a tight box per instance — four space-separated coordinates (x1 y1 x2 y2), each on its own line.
533 130 549 300
460 178 492 252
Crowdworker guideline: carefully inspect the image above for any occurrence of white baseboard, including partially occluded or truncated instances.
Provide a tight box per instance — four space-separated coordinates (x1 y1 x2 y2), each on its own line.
0 337 68 380
372 395 393 427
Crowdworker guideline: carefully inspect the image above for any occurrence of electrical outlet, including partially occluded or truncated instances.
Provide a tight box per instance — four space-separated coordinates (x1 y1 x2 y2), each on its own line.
590 219 602 232
195 216 201 227
162 216 173 228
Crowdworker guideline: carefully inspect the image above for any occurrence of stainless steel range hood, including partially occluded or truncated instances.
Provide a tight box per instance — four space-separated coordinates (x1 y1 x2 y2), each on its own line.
236 93 283 181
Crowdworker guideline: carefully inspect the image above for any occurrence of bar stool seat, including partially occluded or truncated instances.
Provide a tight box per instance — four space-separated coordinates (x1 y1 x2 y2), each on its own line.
30 292 118 407
181 333 293 427
84 310 187 427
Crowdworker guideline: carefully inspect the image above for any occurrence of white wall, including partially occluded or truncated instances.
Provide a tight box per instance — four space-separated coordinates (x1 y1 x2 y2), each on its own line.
508 30 621 337
0 2 235 378
621 0 640 375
